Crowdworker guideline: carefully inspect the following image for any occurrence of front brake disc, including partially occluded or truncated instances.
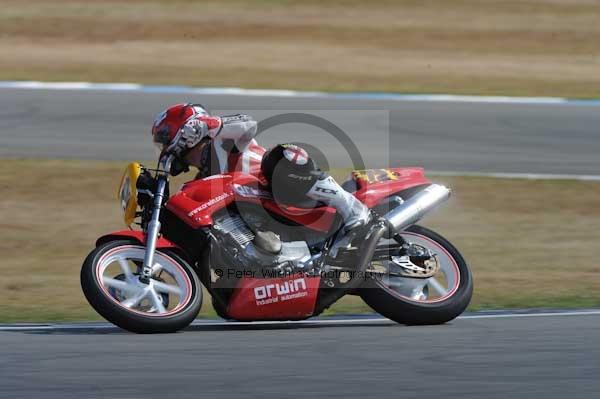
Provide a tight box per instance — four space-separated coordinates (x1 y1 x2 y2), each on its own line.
390 254 440 278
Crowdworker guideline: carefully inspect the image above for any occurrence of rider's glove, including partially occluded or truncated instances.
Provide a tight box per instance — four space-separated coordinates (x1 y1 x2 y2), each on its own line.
166 118 210 156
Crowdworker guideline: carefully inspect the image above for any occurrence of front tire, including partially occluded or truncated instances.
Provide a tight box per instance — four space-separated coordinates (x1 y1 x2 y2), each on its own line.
360 225 473 325
81 240 202 333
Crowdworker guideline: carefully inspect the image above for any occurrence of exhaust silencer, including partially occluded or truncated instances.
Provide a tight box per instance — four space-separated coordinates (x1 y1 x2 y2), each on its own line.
383 184 451 233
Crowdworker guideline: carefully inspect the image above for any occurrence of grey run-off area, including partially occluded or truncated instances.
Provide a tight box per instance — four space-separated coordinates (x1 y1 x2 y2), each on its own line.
1 88 599 175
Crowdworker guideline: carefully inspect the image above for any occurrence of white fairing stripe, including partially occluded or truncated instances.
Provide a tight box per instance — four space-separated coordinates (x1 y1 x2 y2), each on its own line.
241 148 264 173
248 152 263 161
242 151 250 173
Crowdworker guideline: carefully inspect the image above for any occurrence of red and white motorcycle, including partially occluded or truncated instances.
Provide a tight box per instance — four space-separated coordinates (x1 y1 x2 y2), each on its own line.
81 154 473 333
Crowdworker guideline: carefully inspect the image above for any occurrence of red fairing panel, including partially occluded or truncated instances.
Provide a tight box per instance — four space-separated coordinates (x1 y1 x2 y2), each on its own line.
353 167 431 208
262 202 337 233
166 175 238 228
226 274 321 321
96 230 180 249
166 173 338 232
166 173 265 228
165 167 430 231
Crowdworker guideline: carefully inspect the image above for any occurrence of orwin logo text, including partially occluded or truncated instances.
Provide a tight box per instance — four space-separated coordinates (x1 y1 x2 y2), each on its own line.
253 278 308 306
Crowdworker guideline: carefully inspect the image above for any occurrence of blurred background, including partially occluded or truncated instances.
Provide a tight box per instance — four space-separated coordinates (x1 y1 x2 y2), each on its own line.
2 0 600 96
1 0 599 322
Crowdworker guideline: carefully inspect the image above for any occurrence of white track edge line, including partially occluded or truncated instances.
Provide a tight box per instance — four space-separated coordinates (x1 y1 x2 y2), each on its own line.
428 171 600 182
2 310 600 331
2 80 600 106
460 310 600 319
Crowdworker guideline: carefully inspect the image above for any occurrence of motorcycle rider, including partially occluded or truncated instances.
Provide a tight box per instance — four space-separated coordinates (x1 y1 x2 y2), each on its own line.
151 103 370 231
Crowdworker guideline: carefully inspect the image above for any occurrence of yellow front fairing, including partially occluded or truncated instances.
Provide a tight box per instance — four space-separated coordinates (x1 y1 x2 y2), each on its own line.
117 162 142 227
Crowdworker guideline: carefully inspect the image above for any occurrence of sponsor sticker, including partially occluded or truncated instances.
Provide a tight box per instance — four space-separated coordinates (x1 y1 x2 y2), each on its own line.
353 169 400 184
282 145 309 166
187 192 231 218
253 278 308 306
233 184 272 199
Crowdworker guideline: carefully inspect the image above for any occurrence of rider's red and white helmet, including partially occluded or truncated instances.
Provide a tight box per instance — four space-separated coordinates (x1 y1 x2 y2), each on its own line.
151 103 210 153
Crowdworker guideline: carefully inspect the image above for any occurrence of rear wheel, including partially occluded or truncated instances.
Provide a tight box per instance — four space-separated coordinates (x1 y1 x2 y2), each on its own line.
81 240 202 333
360 225 473 325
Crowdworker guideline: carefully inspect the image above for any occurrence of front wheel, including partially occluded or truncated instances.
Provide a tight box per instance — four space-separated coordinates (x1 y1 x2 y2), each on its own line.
360 225 473 325
81 240 202 333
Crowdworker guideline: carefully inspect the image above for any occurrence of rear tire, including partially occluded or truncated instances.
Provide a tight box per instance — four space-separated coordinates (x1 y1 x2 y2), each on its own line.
360 225 473 325
81 240 202 333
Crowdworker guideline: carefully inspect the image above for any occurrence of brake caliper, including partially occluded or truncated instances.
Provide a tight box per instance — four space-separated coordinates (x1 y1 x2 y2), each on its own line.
390 243 439 278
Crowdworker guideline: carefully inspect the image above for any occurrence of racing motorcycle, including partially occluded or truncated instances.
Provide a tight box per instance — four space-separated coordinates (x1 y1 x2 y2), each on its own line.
81 154 473 333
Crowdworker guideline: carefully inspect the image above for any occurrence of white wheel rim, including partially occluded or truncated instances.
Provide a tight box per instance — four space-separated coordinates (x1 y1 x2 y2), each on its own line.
375 232 461 304
95 245 193 317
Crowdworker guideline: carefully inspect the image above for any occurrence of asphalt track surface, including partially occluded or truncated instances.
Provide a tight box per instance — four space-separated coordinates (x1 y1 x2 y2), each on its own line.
1 88 600 175
1 311 599 399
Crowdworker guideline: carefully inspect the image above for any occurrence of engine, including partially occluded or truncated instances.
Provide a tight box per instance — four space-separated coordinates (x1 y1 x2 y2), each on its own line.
210 214 315 274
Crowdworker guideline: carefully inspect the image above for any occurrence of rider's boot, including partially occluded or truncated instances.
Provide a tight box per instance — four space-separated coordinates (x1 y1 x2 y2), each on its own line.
306 174 371 232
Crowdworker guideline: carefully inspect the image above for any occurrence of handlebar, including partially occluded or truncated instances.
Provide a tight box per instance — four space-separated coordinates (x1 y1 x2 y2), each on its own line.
159 154 175 175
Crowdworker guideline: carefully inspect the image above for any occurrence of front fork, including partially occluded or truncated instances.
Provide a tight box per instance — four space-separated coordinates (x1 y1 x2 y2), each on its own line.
140 156 172 283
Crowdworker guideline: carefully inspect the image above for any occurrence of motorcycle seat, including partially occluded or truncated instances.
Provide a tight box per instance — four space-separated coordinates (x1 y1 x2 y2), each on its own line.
341 178 358 193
